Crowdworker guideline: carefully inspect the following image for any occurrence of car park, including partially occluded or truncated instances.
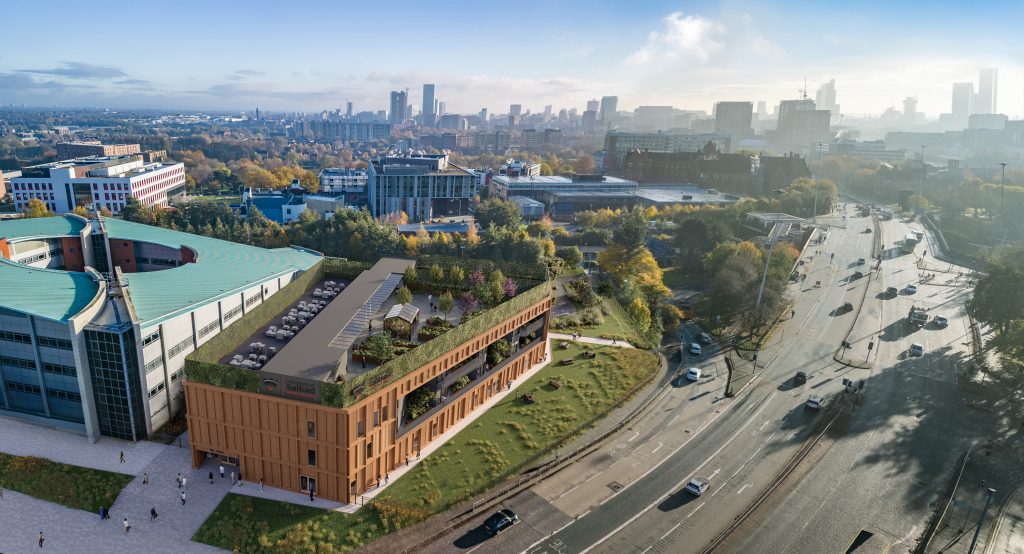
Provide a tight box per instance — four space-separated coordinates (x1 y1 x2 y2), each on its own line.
909 343 925 357
686 367 701 381
933 315 948 328
698 332 712 345
793 370 808 385
685 477 711 496
806 394 824 410
483 509 520 535
905 284 918 294
689 343 702 356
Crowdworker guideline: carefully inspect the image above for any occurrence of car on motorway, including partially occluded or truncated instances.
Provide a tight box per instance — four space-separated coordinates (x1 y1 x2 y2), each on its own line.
840 301 853 312
806 394 825 410
793 370 808 385
688 343 702 356
698 332 712 345
886 286 899 297
686 367 702 381
905 284 918 294
856 257 866 265
685 477 711 496
483 509 519 535
852 271 864 280
909 343 925 357
933 315 949 328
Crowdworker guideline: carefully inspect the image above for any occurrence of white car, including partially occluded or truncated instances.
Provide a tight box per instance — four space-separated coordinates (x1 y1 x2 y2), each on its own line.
686 367 701 381
806 394 824 410
688 343 702 356
909 343 925 357
933 315 949 328
905 284 918 294
685 477 711 496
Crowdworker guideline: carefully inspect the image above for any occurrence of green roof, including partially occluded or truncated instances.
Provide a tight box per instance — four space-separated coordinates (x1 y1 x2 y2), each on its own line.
0 215 86 241
0 258 99 322
102 218 322 325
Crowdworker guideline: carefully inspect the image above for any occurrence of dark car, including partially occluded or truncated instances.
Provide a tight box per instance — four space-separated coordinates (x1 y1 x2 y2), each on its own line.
793 371 808 385
698 332 712 345
886 286 899 297
841 302 853 312
483 509 519 535
852 271 864 280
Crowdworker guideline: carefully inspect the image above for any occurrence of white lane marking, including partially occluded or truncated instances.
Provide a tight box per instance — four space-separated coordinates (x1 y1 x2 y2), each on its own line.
628 431 640 442
556 484 579 498
652 442 664 454
711 478 730 497
585 473 600 482
737 483 752 495
709 467 721 479
668 414 680 425
731 464 746 478
640 547 653 554
660 521 683 540
758 420 770 431
766 432 777 442
746 447 763 462
584 396 775 551
687 502 707 518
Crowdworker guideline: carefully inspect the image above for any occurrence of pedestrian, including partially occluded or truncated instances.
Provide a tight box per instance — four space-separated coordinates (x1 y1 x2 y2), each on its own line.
176 473 182 488
150 507 158 521
0 484 4 499
384 474 389 485
219 465 225 479
119 451 125 464
142 472 149 485
405 456 409 467
208 471 213 484
39 530 44 548
180 491 186 505
376 476 381 488
123 517 131 533
230 471 236 485
98 506 105 520
181 476 187 489
104 506 110 520
237 471 243 487
507 381 512 391
309 488 314 502
259 478 264 492
417 450 421 460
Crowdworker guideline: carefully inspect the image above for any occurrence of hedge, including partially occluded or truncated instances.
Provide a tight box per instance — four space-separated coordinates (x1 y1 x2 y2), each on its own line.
185 360 260 392
323 257 373 279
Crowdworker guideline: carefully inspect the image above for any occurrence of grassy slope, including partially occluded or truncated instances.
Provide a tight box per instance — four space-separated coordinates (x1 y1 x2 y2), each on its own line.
0 453 133 513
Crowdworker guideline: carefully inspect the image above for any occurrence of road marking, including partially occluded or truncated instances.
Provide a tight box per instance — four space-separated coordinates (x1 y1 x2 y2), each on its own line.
758 420 770 431
660 521 683 540
585 473 600 482
652 442 664 454
731 464 746 478
711 478 730 496
766 432 776 442
627 431 640 442
709 467 721 479
556 484 579 498
639 547 652 554
687 502 706 518
668 414 680 425
737 483 752 494
746 447 762 462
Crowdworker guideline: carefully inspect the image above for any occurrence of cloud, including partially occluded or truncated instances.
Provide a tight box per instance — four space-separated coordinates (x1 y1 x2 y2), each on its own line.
187 81 349 104
234 69 265 77
626 11 727 65
114 78 153 87
18 61 127 80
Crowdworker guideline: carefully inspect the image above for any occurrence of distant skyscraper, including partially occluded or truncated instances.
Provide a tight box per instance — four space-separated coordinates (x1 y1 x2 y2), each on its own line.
903 96 918 124
714 101 753 136
975 68 998 114
544 105 552 117
438 101 446 116
599 96 618 123
422 84 436 126
586 99 600 112
509 104 522 117
345 101 353 117
756 101 767 117
479 108 488 122
389 90 408 124
815 79 838 113
951 82 973 117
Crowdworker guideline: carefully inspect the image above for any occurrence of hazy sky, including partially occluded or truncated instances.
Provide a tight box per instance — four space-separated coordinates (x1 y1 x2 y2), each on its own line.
3 0 1024 118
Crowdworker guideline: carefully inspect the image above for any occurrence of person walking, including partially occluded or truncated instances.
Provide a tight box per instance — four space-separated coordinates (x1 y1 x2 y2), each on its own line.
236 471 243 487
181 476 187 489
309 488 314 502
119 451 125 464
123 517 131 533
259 478 264 492
98 506 104 520
150 507 158 521
176 473 182 489
38 531 44 548
208 471 214 484
180 490 186 505
384 474 389 485
219 465 225 479
142 472 149 486
230 471 236 485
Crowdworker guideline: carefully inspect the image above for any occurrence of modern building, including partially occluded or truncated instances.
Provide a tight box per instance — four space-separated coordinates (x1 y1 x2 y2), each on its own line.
366 153 476 220
10 155 186 214
975 68 998 115
422 84 436 127
602 131 732 173
775 99 831 146
0 215 321 441
242 185 308 224
184 256 551 503
714 101 754 137
509 104 523 117
318 168 369 206
56 142 141 159
622 145 810 196
543 187 739 221
1 170 22 197
490 174 638 202
389 91 408 124
952 82 974 119
815 79 839 115
298 121 392 143
599 96 618 126
499 159 541 178
508 195 545 220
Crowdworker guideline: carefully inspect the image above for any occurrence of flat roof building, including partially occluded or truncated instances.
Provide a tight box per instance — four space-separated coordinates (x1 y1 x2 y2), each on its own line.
490 174 638 202
56 142 141 159
367 153 477 221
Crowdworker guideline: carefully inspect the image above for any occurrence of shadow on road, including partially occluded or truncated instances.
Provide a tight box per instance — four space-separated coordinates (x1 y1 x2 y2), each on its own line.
451 527 492 549
657 489 700 512
879 319 919 342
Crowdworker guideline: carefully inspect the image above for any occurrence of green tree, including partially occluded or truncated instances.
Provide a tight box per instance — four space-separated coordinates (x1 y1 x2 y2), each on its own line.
403 265 418 287
438 291 454 321
613 207 648 251
970 249 1024 335
449 265 465 285
627 297 652 332
120 196 152 224
23 198 52 219
362 332 396 364
555 246 583 267
429 263 445 284
396 286 413 305
475 198 522 229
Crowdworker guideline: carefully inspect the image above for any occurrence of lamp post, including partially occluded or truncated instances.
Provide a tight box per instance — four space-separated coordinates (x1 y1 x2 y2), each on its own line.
967 488 997 554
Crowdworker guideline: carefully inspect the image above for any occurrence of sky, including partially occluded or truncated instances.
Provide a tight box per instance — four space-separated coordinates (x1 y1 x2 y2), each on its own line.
3 0 1024 118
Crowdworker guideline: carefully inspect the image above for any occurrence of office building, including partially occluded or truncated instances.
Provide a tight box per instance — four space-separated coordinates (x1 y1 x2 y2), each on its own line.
346 101 354 117
975 68 998 114
422 84 436 127
499 159 541 178
586 99 600 112
952 82 974 119
184 257 551 503
634 106 676 130
11 155 186 214
602 131 732 173
296 121 392 142
1 170 21 197
0 215 320 441
622 146 810 196
714 101 754 137
367 153 476 220
490 174 638 202
775 99 831 146
599 96 618 125
509 104 522 117
243 184 308 224
389 91 408 124
903 97 918 125
582 111 598 133
57 142 141 159
815 79 839 114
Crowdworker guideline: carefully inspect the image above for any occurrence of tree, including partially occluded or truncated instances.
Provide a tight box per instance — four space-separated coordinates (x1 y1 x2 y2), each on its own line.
613 207 649 251
475 198 522 229
396 286 413 305
71 205 89 218
458 291 479 313
403 265 418 288
362 332 396 364
429 263 445 284
23 198 52 219
674 217 730 269
627 297 652 332
970 249 1024 335
555 246 583 267
573 154 596 174
438 291 454 321
244 167 277 190
449 265 465 285
120 196 150 224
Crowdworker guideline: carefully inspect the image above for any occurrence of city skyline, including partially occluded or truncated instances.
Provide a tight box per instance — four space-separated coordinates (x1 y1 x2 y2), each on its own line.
2 0 1024 118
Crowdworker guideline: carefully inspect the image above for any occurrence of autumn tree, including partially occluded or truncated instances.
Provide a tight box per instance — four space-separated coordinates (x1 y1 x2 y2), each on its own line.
396 286 413 305
23 198 52 219
475 198 522 229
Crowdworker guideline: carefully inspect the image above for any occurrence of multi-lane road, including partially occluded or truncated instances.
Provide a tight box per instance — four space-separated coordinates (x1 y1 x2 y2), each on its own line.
424 204 988 554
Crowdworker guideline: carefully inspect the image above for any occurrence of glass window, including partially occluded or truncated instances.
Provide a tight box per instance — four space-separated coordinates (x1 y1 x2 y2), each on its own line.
307 421 316 438
308 449 317 466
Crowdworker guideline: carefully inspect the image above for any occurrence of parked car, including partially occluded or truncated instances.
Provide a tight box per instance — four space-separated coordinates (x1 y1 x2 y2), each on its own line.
852 271 864 279
933 315 949 328
689 343 702 356
886 286 899 297
686 367 702 381
905 284 918 294
483 509 520 535
841 302 853 312
793 371 808 385
856 258 866 265
685 477 711 496
806 394 824 410
698 332 712 345
909 343 925 357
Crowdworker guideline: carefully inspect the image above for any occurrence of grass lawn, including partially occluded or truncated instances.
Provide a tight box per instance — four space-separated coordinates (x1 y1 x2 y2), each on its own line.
0 453 132 513
193 343 659 553
661 266 692 290
553 295 639 344
190 195 240 204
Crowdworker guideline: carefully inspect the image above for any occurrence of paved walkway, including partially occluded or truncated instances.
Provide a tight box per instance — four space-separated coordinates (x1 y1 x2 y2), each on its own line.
549 332 635 348
0 414 165 475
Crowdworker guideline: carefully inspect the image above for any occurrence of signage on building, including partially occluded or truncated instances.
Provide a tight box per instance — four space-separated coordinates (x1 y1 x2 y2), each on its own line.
258 371 323 403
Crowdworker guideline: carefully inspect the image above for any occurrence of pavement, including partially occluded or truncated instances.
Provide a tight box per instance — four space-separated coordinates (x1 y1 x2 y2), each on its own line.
548 333 635 348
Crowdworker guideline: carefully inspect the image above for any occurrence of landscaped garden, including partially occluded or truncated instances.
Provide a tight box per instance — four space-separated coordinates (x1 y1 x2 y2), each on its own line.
192 342 660 553
551 277 641 344
0 452 133 512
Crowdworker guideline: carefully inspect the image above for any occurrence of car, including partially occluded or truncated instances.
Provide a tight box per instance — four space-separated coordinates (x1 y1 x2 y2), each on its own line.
698 332 712 345
686 367 701 381
886 286 899 297
864 228 873 233
905 284 918 294
483 509 520 535
852 271 864 280
685 477 711 496
793 371 808 385
933 315 949 328
841 302 853 312
856 258 866 265
806 394 825 410
909 343 925 357
688 343 702 356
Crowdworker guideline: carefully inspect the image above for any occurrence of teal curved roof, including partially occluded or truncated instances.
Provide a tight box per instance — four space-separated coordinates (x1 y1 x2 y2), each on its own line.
0 215 86 242
0 258 99 322
102 218 321 325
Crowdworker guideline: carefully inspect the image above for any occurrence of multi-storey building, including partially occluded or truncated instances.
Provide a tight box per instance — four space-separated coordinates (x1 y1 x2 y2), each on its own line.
622 146 810 196
775 99 831 146
490 174 638 202
366 154 476 220
714 101 754 137
56 142 141 159
0 215 321 441
602 131 732 173
297 121 392 142
318 168 368 196
10 155 186 214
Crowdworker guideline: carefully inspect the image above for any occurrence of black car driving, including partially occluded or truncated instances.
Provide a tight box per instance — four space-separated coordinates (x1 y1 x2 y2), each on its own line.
483 509 520 535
